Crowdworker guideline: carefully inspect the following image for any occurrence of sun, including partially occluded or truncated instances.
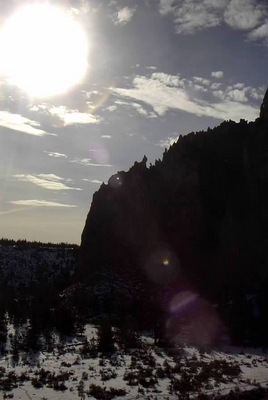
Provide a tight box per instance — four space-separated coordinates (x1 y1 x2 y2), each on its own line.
0 4 89 97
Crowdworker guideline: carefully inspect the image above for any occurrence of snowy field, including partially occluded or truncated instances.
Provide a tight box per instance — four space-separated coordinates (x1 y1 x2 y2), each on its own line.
1 325 268 399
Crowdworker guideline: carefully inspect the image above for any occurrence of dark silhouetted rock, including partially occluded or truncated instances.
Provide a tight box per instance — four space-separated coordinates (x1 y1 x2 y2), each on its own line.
79 91 268 345
260 87 268 120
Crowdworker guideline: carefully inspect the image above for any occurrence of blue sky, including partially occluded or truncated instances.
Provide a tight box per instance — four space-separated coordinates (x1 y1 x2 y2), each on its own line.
0 0 267 243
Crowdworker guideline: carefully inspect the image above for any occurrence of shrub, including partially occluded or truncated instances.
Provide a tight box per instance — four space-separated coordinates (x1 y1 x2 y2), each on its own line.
100 369 117 381
88 384 126 400
31 377 43 389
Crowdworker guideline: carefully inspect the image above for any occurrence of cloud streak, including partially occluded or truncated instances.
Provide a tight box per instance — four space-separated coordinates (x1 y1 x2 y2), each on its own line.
0 111 49 136
30 104 101 126
111 72 262 122
9 200 78 207
44 151 67 158
70 158 112 167
13 174 82 191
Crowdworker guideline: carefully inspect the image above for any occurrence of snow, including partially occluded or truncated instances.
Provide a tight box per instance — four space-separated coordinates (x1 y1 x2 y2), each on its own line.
1 325 268 399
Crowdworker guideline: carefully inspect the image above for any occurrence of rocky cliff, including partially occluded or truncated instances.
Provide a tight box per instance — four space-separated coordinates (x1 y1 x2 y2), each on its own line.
80 91 268 304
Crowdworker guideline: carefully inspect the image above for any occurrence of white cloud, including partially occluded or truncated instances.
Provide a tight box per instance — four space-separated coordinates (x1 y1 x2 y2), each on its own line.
9 200 77 207
90 179 103 184
111 73 260 122
48 106 101 126
44 151 67 158
158 0 268 39
193 84 208 93
159 0 175 15
152 72 185 88
115 99 150 117
159 136 179 148
248 21 268 39
130 102 149 116
13 174 82 191
0 111 49 136
146 66 157 70
106 105 117 112
233 83 244 89
70 158 91 165
30 104 101 126
249 87 266 100
193 76 210 86
159 0 224 34
70 158 112 167
224 0 265 30
37 174 63 181
211 82 222 90
226 89 248 102
212 84 255 103
228 85 252 102
211 71 224 79
212 90 225 100
114 7 136 25
101 135 112 138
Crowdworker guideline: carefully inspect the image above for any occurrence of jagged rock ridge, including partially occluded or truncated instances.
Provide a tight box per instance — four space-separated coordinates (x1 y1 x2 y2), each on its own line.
79 90 268 340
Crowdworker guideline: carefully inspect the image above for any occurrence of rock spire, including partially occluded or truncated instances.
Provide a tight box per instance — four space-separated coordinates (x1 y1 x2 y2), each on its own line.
260 87 268 120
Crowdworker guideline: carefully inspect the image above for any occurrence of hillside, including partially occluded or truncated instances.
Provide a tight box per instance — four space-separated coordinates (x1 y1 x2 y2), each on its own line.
79 90 268 346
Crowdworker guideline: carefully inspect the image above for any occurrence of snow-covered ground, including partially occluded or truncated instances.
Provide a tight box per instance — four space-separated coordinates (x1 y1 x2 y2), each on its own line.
1 324 268 399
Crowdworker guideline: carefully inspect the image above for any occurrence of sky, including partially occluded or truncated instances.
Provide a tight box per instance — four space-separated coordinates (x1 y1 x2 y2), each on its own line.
0 0 268 244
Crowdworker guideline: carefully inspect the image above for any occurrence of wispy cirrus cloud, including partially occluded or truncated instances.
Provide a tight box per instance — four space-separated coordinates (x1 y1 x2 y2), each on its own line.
30 104 101 127
70 158 112 167
44 151 67 158
90 179 103 184
13 174 82 191
115 99 157 118
9 200 78 207
0 111 49 136
111 72 263 121
70 158 91 166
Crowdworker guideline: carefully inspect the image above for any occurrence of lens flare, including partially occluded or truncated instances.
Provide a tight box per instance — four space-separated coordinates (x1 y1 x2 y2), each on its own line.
169 291 198 313
89 142 110 165
144 246 180 285
109 173 123 188
166 292 223 347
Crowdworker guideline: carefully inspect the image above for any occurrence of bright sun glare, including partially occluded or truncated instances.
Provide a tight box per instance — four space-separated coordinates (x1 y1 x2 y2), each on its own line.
0 4 88 97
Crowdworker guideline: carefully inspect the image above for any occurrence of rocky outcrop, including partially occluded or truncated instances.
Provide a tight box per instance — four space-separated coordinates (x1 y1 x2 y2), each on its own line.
260 87 268 121
79 95 268 302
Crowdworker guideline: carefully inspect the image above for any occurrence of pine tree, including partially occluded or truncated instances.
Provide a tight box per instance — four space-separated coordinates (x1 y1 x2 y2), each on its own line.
97 319 114 353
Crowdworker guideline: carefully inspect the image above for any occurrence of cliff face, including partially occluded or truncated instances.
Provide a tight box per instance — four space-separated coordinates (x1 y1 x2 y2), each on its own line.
80 90 268 298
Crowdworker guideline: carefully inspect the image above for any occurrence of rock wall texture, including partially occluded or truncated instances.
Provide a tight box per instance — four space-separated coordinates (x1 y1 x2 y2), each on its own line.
80 90 268 300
